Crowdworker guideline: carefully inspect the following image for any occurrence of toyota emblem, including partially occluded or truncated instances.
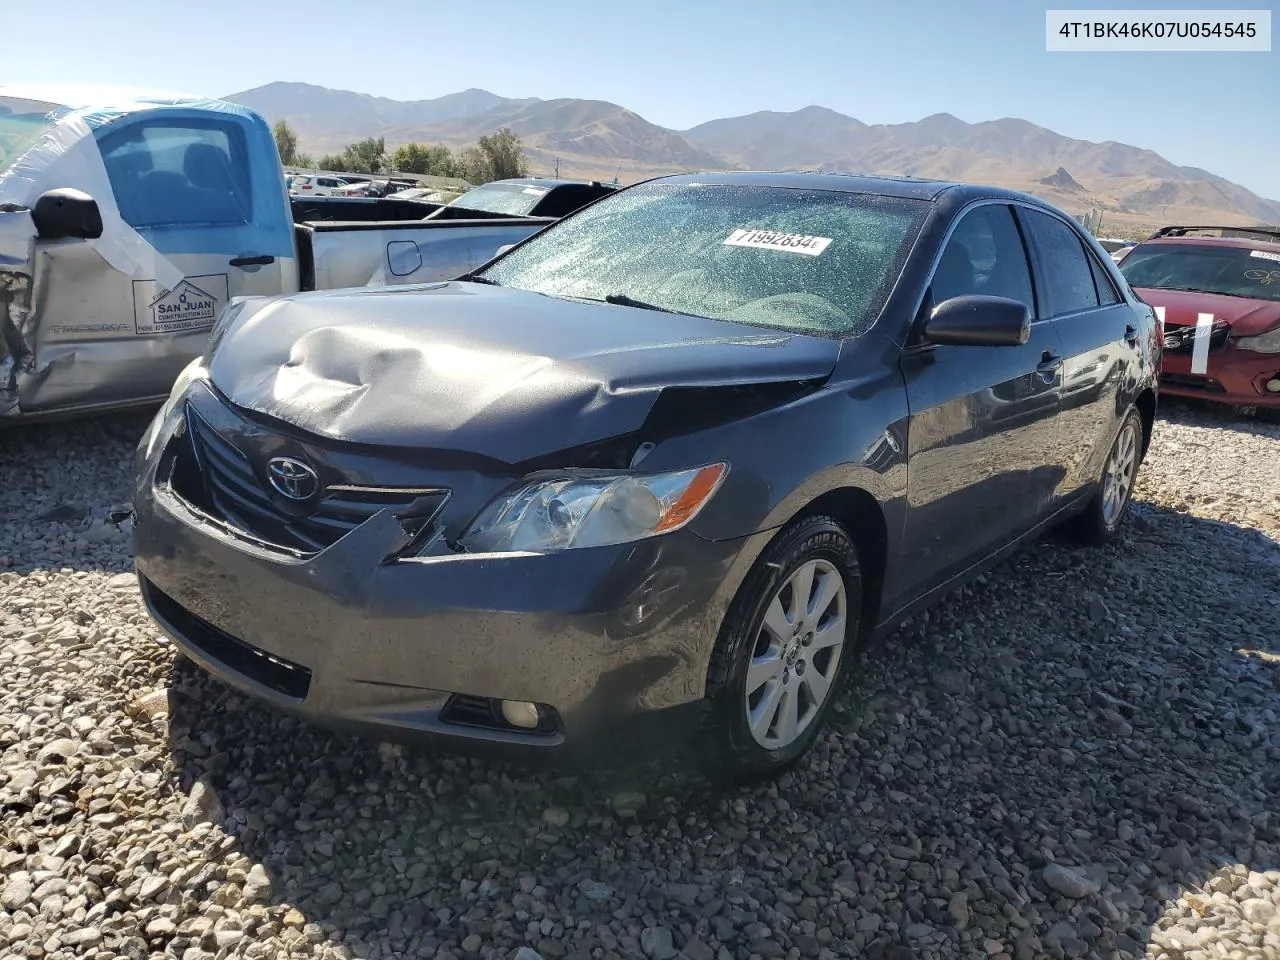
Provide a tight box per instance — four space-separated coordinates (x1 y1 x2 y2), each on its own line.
266 457 319 501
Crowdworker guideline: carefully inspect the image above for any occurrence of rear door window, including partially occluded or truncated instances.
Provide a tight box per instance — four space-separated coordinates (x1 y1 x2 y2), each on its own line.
1089 254 1121 305
99 119 253 229
1020 208 1101 317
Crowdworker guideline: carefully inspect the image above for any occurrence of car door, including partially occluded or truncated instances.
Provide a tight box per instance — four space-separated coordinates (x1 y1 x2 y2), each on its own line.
897 201 1067 597
1016 206 1132 504
27 109 296 414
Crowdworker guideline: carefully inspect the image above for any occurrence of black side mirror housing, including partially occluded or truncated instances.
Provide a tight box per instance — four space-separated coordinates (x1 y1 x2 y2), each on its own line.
31 188 104 241
924 294 1031 347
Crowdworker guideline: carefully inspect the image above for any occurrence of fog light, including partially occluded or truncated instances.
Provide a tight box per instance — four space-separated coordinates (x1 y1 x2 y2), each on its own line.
1266 377 1280 393
500 700 541 729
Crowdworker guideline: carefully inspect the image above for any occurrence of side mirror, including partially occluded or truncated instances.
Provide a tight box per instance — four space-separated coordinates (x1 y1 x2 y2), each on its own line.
31 188 103 241
924 294 1031 347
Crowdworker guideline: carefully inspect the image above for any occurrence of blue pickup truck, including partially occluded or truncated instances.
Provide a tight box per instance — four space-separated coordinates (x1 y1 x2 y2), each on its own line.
0 84 608 423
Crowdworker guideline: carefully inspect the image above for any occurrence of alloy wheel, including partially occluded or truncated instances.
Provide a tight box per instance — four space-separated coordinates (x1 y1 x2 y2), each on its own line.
743 558 847 749
1101 419 1139 526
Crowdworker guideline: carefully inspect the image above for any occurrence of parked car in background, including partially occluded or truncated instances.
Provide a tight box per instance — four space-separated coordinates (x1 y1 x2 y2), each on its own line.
330 180 373 197
1095 237 1135 254
0 85 557 423
387 187 445 203
290 174 349 196
290 177 615 225
1118 224 1280 414
132 172 1159 780
430 177 619 220
330 178 416 198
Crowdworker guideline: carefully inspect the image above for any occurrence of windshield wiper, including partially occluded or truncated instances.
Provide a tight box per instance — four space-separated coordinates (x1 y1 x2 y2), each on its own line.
601 293 707 318
458 274 500 286
1158 286 1237 297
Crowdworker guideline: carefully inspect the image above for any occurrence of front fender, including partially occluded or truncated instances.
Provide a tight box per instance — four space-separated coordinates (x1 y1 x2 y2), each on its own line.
633 369 910 543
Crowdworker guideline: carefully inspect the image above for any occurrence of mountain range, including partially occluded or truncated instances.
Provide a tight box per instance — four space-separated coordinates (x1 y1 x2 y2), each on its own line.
226 81 1280 230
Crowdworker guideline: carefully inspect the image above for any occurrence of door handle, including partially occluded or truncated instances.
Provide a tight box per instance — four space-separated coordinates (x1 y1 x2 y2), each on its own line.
230 254 276 267
1036 352 1063 382
1124 324 1139 345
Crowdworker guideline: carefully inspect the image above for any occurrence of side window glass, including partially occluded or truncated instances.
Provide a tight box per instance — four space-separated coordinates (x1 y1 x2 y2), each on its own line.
1021 208 1101 316
1089 253 1121 305
931 204 1035 312
99 120 252 230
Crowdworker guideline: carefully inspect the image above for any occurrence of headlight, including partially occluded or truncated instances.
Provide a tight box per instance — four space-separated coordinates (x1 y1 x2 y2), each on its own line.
141 358 205 459
458 463 728 554
1235 326 1280 354
160 357 204 422
204 298 249 361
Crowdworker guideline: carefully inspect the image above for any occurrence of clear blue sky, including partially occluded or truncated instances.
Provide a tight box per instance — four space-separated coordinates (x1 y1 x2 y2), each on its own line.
8 0 1278 199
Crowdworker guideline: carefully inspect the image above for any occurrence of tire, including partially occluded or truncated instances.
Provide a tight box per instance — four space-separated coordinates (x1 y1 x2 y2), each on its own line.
699 515 862 783
1063 406 1144 546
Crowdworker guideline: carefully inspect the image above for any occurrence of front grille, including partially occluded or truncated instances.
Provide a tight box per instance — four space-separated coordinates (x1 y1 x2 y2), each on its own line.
1161 320 1231 353
142 578 312 700
176 405 448 555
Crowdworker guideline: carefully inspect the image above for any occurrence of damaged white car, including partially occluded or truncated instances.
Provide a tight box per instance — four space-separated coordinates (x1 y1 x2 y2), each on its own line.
0 84 560 423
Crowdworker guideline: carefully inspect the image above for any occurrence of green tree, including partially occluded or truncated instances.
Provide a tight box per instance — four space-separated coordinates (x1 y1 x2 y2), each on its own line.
390 142 460 177
317 153 349 172
273 120 299 166
459 128 529 183
343 136 387 175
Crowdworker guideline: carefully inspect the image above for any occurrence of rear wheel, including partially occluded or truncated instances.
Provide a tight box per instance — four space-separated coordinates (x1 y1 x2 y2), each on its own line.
1063 406 1144 545
700 516 861 783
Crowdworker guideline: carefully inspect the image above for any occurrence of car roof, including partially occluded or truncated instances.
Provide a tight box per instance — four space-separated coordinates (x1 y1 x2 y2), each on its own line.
1137 235 1280 254
641 170 1040 204
491 178 616 190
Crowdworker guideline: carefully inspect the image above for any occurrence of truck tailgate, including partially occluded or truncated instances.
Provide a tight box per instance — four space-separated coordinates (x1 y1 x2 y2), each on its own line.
301 217 554 290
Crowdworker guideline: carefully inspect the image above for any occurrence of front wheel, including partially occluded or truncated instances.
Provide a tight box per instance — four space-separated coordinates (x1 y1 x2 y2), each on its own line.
699 516 861 783
1064 406 1144 545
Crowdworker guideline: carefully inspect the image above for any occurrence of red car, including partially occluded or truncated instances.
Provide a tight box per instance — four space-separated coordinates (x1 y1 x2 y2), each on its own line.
1117 226 1280 413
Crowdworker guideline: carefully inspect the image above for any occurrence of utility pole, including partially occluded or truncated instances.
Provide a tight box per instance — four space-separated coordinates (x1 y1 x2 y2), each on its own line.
554 157 560 178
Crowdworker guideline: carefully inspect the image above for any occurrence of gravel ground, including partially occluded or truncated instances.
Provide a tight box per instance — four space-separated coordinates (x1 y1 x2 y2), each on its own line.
1 399 1277 960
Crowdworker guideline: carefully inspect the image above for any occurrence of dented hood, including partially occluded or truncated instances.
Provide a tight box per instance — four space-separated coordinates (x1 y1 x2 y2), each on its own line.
207 281 840 461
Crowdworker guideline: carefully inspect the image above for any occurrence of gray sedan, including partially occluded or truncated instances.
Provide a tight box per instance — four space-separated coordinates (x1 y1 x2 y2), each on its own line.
132 172 1160 780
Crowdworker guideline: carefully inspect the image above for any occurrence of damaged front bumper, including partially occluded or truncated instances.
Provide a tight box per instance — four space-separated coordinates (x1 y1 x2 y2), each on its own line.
1160 345 1280 408
131 395 767 764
